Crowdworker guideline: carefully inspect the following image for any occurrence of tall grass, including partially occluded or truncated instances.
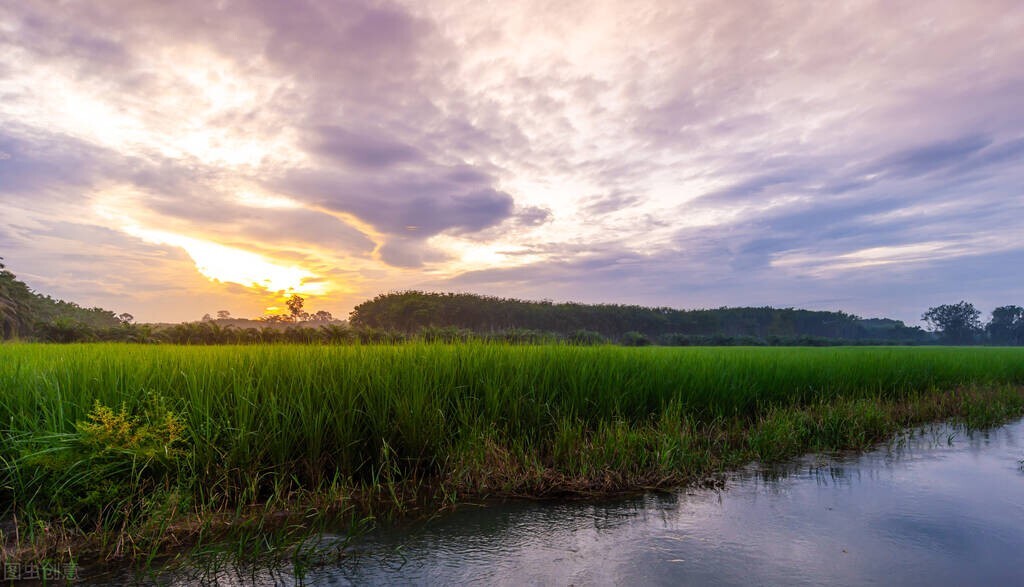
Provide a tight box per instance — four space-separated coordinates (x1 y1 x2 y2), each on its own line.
2 344 1023 558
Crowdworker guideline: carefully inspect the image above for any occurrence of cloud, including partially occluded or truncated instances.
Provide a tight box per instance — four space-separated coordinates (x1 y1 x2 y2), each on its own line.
0 127 109 197
871 135 993 179
513 206 553 227
278 169 515 238
1 0 1023 322
378 238 450 269
308 126 426 169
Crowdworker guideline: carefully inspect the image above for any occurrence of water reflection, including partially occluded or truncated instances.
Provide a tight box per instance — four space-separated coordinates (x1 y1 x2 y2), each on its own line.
93 419 1024 586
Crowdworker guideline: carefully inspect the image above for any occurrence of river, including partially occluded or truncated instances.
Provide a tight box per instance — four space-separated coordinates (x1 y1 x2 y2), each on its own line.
89 418 1024 586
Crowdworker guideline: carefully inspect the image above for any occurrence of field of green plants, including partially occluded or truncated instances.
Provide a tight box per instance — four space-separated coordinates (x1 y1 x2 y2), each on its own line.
2 343 1024 560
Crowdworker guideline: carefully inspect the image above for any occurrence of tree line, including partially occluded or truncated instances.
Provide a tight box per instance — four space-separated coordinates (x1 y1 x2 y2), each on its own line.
349 291 933 342
1 257 123 340
201 295 335 324
3 259 1022 345
350 292 1024 346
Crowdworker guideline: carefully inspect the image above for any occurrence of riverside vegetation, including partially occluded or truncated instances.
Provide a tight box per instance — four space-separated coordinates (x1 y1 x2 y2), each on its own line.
1 343 1023 565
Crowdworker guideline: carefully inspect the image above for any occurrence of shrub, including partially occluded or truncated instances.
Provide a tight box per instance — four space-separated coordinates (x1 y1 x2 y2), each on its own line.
620 331 651 346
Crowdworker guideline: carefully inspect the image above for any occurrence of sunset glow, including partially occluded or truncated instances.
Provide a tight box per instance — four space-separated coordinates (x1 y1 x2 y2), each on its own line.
123 224 329 296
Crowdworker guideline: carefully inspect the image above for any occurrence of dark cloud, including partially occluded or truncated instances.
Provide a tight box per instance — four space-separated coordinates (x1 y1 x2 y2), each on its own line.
278 168 515 240
254 0 431 79
378 238 449 268
513 206 553 227
0 128 105 196
871 135 993 179
309 126 425 169
444 166 493 185
943 137 1024 178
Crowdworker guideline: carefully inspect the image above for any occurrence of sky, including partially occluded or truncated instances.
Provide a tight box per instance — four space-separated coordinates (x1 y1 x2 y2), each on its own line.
1 0 1022 324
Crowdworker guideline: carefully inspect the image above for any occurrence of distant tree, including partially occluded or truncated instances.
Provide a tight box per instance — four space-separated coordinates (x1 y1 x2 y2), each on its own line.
201 313 213 322
568 329 606 345
987 305 1024 345
117 312 134 325
36 317 94 343
312 310 334 322
286 295 305 320
217 310 231 320
620 331 652 346
922 301 982 344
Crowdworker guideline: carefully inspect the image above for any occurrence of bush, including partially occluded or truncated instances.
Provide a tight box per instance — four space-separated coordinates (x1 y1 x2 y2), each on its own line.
620 331 651 346
568 329 607 345
5 395 189 529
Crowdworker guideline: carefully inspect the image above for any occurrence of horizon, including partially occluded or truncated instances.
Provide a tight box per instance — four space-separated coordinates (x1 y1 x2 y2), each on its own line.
2 1 1022 325
0 264 988 329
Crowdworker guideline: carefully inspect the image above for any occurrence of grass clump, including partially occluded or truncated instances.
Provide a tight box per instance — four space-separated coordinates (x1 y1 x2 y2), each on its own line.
3 395 190 558
75 398 188 463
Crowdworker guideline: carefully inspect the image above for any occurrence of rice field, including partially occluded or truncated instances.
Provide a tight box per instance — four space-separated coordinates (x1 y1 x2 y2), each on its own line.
2 343 1024 559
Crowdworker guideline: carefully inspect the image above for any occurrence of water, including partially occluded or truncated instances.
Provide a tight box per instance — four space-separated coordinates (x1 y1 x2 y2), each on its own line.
92 419 1024 586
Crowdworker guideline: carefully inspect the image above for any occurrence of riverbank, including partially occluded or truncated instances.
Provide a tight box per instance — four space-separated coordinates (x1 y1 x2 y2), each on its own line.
2 344 1023 564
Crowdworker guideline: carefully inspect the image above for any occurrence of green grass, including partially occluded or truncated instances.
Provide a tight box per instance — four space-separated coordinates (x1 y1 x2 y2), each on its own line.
2 343 1024 560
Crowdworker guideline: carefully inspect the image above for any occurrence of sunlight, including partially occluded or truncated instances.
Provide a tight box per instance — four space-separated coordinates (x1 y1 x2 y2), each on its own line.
236 191 303 209
0 63 147 152
0 45 301 169
122 224 329 295
427 234 544 273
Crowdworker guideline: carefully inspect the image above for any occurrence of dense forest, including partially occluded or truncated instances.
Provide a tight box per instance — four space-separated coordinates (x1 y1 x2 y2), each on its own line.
0 258 124 340
350 291 931 343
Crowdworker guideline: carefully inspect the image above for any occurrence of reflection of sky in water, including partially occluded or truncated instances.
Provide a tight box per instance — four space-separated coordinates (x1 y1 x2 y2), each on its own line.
99 420 1024 586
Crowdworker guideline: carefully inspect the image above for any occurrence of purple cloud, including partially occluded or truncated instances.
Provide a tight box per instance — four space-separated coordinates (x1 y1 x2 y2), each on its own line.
0 0 1022 323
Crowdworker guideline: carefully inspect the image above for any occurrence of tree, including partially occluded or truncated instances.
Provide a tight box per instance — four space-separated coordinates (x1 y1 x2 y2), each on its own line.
987 305 1024 345
217 310 231 320
312 310 334 322
286 295 305 320
201 313 213 322
117 312 134 325
921 301 982 344
620 331 652 346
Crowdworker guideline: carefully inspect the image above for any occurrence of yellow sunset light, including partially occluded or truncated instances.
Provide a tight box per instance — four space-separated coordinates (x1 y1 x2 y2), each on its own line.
236 191 303 209
427 234 543 273
123 225 329 295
